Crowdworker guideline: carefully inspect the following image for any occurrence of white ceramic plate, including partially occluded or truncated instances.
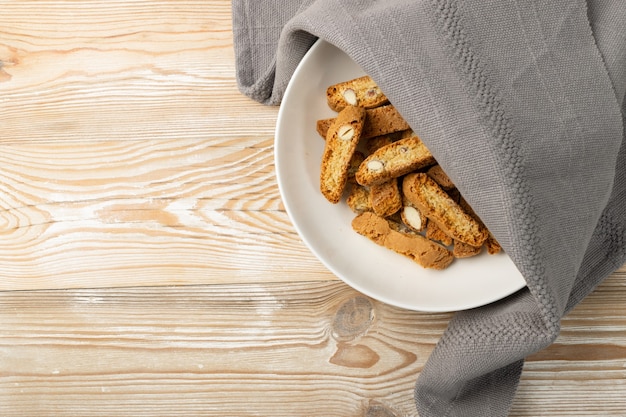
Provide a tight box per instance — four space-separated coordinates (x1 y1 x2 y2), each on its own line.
275 40 526 312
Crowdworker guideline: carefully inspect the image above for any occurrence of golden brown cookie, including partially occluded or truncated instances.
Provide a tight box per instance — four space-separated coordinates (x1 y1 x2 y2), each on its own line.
402 173 488 247
326 75 389 111
347 151 365 184
351 212 454 270
426 221 453 246
316 118 333 139
365 129 413 154
453 240 483 258
457 196 501 254
320 106 366 204
356 135 436 186
369 179 402 218
427 164 456 190
316 105 410 140
346 184 371 214
485 233 502 255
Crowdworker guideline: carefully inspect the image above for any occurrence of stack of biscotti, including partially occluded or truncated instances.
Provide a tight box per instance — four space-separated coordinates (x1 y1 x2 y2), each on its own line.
318 75 501 270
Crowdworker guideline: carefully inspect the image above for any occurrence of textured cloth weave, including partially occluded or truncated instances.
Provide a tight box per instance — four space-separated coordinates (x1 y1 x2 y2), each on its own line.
232 1 626 415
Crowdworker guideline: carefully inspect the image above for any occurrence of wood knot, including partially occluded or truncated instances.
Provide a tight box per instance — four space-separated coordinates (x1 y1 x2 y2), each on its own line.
0 45 20 82
329 342 379 368
331 296 375 341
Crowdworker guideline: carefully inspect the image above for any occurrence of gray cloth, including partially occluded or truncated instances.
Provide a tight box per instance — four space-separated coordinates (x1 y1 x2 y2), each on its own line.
232 1 626 415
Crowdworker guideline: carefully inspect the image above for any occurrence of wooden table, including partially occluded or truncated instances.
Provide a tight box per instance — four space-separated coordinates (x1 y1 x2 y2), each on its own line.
1 2 625 416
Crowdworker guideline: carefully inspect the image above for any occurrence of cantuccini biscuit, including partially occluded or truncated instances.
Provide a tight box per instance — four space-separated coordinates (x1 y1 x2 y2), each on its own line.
352 212 454 270
453 240 483 258
426 221 453 246
347 151 365 184
347 184 371 214
366 129 414 154
402 173 488 247
320 106 366 204
427 165 456 190
326 75 389 112
458 196 502 254
485 234 502 255
316 118 333 139
356 135 436 186
370 178 402 218
316 105 410 140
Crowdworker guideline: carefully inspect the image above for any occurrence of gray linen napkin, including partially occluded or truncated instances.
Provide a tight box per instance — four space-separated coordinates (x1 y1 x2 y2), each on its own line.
232 1 626 415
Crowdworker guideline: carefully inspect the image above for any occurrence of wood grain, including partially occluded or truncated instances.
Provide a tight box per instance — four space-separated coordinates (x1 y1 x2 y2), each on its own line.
0 0 335 290
1 274 625 417
0 137 337 290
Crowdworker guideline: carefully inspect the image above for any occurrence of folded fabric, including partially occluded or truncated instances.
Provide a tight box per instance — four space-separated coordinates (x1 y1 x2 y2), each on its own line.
232 1 626 415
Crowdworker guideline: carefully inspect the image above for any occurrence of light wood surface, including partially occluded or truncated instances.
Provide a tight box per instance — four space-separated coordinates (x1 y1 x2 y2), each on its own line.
1 2 625 416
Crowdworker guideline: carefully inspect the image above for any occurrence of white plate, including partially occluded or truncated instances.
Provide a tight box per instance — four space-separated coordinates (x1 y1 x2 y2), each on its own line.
275 40 526 312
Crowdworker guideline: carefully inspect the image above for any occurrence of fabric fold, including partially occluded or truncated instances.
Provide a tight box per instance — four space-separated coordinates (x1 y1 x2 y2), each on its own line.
231 1 626 415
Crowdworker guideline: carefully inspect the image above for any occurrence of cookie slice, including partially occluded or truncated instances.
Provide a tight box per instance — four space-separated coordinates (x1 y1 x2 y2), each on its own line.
356 135 436 186
326 75 389 111
402 173 488 247
316 105 410 140
453 240 483 258
458 196 502 255
427 164 456 190
369 178 402 218
320 105 366 204
352 212 454 270
347 184 371 214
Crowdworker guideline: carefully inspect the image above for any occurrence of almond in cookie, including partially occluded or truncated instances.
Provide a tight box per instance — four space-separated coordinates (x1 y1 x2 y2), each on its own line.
400 198 428 233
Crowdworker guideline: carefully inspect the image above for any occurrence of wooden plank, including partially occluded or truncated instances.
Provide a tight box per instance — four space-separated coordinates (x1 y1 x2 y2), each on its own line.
1 1 277 145
1 273 625 417
0 137 339 290
0 0 334 290
0 281 445 417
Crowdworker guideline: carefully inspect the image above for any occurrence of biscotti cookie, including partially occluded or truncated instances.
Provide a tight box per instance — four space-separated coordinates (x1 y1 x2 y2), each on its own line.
347 184 371 214
316 118 333 139
370 179 402 218
402 173 488 247
316 105 410 140
320 105 367 204
347 151 365 184
351 212 454 270
361 105 411 139
485 234 502 255
356 135 436 186
427 164 456 190
458 196 501 254
326 75 389 112
366 129 413 154
453 240 483 258
426 221 453 246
